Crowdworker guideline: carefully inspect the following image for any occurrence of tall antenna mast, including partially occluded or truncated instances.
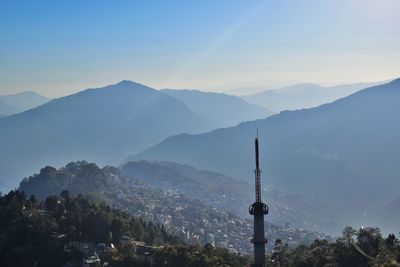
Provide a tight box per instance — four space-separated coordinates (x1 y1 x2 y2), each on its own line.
249 131 269 267
255 133 261 202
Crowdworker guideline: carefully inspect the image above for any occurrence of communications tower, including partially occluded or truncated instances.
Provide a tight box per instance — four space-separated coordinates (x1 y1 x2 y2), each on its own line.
249 134 268 267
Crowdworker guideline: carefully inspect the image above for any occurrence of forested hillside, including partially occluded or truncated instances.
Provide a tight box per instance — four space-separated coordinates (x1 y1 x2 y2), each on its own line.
266 227 400 266
19 161 328 254
0 190 250 267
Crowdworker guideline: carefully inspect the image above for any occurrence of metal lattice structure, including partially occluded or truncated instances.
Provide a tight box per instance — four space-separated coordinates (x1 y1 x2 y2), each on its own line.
249 135 269 267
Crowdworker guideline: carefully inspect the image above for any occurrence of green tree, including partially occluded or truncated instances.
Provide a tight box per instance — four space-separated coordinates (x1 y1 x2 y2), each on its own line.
269 238 289 266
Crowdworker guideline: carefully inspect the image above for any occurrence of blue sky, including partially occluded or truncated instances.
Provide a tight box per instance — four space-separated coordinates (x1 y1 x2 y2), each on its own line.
0 0 399 97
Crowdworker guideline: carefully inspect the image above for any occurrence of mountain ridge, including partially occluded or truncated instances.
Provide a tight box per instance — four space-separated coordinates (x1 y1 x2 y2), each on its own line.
241 81 387 111
133 78 400 233
162 88 273 126
0 90 49 115
0 81 215 191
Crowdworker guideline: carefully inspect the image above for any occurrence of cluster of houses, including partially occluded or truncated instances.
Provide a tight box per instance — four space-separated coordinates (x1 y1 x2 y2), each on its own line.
59 235 159 267
105 177 328 256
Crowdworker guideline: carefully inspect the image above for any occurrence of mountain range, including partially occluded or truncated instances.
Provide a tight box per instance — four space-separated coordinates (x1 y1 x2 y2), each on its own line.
162 89 272 127
133 78 400 233
2 78 399 234
241 81 385 112
0 81 215 190
0 81 278 191
0 91 49 116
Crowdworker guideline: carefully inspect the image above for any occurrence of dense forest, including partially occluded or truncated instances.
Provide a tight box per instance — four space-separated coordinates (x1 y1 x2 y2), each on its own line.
1 190 399 266
0 190 250 266
267 227 400 266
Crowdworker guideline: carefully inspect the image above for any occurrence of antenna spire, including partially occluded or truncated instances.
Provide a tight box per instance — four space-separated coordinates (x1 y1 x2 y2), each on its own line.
255 134 261 202
249 131 269 267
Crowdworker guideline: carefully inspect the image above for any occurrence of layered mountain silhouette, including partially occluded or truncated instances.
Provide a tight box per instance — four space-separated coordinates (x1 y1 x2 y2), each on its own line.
0 81 215 190
134 79 400 232
242 81 385 112
0 91 49 115
162 89 273 127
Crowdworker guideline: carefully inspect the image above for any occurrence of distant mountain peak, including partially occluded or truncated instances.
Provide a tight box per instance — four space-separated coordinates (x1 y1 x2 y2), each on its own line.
0 91 49 115
290 82 321 88
94 80 158 95
114 80 148 88
161 88 273 127
0 91 45 97
0 81 216 191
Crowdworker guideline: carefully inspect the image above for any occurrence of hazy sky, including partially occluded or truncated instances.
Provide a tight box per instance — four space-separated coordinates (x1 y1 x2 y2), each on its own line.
0 0 399 97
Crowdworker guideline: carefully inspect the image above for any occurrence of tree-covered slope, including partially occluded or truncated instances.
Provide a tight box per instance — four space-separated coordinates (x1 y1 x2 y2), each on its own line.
0 190 251 267
19 161 328 254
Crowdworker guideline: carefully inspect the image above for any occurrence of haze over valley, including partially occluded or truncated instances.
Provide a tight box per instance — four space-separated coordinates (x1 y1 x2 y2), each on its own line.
2 78 399 267
134 79 400 234
1 78 399 237
1 1 400 266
